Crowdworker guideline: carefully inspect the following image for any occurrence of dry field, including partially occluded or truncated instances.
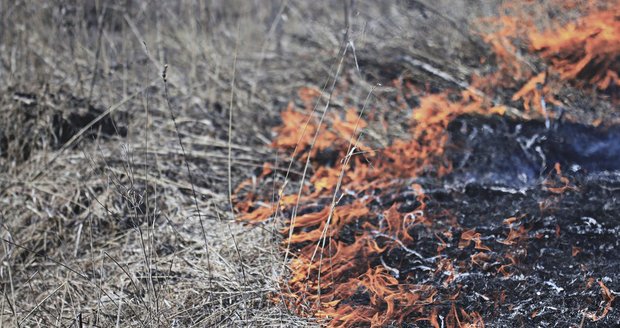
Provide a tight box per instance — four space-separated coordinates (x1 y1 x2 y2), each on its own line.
1 1 618 327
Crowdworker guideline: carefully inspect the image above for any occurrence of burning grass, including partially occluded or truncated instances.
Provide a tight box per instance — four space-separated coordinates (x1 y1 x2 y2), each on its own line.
236 1 619 326
481 0 619 113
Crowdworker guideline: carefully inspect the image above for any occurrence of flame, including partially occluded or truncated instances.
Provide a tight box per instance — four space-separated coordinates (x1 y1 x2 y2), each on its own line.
529 9 620 91
543 163 578 194
482 0 620 109
498 224 528 246
234 1 618 326
585 281 617 321
272 102 338 160
242 87 497 326
458 229 491 251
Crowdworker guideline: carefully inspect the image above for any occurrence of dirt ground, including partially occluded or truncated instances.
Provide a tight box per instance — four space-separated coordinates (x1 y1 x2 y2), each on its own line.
0 1 617 327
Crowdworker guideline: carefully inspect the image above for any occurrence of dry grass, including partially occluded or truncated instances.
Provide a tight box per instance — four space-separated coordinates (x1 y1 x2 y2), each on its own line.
0 1 502 326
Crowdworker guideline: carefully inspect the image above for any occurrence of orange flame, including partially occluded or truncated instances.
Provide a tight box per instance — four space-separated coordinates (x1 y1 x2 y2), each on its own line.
234 1 618 326
529 9 620 91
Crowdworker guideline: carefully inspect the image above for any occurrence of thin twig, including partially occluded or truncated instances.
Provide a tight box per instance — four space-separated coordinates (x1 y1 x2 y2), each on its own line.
161 64 213 288
19 282 66 326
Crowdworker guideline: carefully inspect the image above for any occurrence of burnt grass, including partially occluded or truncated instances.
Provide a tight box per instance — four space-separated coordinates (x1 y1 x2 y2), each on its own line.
339 114 620 327
438 115 620 327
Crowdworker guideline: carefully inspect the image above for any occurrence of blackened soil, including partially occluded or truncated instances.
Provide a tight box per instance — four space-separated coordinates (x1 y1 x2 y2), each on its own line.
408 176 619 327
446 114 620 188
398 114 620 327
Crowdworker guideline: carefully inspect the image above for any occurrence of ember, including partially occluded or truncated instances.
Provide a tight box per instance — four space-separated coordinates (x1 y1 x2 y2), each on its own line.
236 1 619 326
